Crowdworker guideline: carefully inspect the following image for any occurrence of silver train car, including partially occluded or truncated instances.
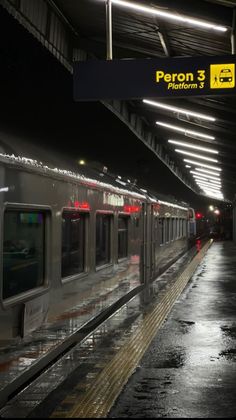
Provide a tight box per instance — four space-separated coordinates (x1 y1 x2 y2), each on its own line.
0 137 194 341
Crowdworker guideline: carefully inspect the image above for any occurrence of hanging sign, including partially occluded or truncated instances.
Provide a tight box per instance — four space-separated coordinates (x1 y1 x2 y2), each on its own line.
73 55 236 101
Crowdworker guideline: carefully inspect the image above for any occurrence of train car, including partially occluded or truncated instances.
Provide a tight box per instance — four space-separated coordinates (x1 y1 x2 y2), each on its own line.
0 137 190 341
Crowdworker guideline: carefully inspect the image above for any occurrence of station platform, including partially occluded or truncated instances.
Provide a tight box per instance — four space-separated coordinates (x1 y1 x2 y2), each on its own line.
1 239 236 418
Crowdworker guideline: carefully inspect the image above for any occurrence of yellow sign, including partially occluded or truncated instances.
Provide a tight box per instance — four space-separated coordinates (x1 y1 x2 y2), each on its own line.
155 69 205 91
210 63 235 89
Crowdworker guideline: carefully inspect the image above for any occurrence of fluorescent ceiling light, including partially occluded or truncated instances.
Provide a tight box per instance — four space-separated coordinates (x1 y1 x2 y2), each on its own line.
193 175 222 186
200 187 223 195
197 184 222 193
201 189 224 198
184 159 222 171
209 179 222 185
185 165 191 168
105 1 227 32
196 181 222 191
204 192 224 200
143 99 216 121
192 171 221 181
156 121 215 140
175 149 218 162
202 187 223 193
193 175 210 182
194 168 221 177
168 140 218 154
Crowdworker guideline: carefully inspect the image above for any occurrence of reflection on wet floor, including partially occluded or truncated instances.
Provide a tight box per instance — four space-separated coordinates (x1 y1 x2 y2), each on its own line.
0 242 204 418
109 241 236 419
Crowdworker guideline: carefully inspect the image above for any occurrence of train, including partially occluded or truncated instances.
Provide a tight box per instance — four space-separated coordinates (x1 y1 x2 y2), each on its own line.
0 135 196 341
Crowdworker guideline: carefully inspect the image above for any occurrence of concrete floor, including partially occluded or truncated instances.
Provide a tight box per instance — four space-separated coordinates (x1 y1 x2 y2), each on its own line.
109 241 236 418
2 240 236 418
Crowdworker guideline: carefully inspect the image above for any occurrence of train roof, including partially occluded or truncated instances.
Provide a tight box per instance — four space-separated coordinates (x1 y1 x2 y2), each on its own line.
0 132 189 210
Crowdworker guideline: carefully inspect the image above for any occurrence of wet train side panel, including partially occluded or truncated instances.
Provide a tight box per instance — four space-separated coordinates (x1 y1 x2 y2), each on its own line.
0 164 144 339
0 162 188 340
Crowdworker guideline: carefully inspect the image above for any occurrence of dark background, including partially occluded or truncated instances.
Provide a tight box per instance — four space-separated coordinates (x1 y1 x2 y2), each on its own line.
0 6 221 212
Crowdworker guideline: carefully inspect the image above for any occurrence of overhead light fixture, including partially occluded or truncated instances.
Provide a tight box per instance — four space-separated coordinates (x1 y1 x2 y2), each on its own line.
184 159 222 171
194 168 221 177
144 100 216 121
175 149 218 162
156 121 215 140
201 190 224 198
204 190 223 195
193 175 210 182
193 175 222 186
197 185 222 194
185 165 191 168
102 1 228 32
196 181 222 191
204 193 224 200
199 186 223 195
191 170 221 181
209 179 222 185
168 140 218 154
196 179 221 187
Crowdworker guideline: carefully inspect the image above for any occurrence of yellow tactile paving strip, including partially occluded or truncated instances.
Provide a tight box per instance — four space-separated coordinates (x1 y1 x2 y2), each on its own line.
51 240 213 418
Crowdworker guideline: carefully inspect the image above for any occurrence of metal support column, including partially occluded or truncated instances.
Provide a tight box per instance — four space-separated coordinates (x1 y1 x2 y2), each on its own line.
231 8 236 54
106 0 113 60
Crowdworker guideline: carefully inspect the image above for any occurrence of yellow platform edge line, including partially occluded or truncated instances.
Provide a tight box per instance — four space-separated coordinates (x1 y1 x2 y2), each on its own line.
51 240 212 418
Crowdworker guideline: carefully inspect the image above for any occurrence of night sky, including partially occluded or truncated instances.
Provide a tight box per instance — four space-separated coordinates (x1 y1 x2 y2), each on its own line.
0 6 215 211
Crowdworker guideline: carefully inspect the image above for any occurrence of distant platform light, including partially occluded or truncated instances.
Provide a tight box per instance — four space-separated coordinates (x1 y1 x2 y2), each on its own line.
100 0 228 32
79 159 86 165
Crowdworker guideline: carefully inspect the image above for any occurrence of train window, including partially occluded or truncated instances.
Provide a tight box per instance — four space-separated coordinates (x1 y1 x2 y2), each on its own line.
3 210 45 300
61 211 86 279
96 214 111 267
118 216 128 259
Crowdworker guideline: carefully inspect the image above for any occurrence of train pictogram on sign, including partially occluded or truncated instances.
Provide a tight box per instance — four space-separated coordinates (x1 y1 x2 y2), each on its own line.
210 63 235 89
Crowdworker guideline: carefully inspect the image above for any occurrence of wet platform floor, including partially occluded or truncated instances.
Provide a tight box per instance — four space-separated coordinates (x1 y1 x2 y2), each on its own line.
109 240 236 418
0 239 213 417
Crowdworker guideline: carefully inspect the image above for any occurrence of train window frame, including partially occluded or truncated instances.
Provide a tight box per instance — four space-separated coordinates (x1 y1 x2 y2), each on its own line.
159 217 165 246
171 218 175 241
0 203 51 309
166 217 170 244
183 218 187 237
95 210 114 271
117 213 129 262
176 218 180 239
61 207 89 284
